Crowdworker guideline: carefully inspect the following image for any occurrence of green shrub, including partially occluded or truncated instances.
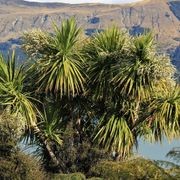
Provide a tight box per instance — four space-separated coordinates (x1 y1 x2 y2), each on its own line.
0 113 25 156
0 151 46 180
89 157 175 180
51 172 86 180
87 178 103 180
55 123 108 173
0 113 45 180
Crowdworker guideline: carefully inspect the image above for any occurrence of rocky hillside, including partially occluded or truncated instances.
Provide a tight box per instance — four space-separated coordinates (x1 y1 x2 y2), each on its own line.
0 0 179 69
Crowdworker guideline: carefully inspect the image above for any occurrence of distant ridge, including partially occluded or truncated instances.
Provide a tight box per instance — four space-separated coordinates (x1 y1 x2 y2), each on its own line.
0 0 66 7
0 0 179 70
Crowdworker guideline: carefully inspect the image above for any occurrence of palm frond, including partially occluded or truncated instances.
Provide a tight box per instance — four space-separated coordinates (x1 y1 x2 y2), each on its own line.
144 86 180 142
94 115 134 158
112 33 175 101
0 52 40 127
39 105 63 145
84 27 128 100
23 18 86 98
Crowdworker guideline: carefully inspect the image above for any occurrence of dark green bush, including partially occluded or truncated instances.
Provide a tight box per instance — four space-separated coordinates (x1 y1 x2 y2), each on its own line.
0 113 45 180
54 123 108 173
87 178 103 180
89 157 175 180
50 172 86 180
0 113 25 156
0 151 46 180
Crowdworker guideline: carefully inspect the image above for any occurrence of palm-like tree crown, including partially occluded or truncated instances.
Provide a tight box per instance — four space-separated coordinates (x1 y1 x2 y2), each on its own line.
23 18 85 98
0 52 39 127
89 31 177 158
84 27 128 100
112 33 175 101
145 86 180 142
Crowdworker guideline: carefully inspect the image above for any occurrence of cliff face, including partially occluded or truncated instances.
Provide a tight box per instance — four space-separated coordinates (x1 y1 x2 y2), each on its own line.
0 0 179 69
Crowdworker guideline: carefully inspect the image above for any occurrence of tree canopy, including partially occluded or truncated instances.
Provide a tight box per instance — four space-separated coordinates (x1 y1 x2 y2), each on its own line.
0 18 179 173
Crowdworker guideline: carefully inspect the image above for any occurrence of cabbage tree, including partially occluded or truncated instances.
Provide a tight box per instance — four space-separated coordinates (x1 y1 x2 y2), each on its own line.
0 52 60 166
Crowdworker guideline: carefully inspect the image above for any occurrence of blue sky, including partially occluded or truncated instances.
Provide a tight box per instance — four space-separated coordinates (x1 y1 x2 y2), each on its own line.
25 0 144 4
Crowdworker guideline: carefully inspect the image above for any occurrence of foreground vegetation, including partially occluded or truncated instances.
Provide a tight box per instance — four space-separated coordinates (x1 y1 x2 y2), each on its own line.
0 18 179 178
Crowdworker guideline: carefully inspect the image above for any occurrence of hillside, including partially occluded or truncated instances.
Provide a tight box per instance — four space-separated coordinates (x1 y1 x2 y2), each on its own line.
0 0 179 69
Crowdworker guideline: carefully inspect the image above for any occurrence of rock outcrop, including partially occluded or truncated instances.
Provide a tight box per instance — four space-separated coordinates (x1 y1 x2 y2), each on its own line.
0 0 179 69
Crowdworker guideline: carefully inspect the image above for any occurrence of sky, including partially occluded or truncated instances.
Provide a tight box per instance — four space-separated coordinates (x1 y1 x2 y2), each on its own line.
137 139 180 163
25 0 144 4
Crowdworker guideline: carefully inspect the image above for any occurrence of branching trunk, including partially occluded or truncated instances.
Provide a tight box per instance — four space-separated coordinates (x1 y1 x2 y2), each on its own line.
32 125 60 166
134 100 140 124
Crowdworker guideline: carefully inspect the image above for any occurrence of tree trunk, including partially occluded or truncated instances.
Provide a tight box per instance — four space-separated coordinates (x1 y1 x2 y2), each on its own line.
133 100 140 124
112 151 125 161
115 153 122 161
32 125 60 166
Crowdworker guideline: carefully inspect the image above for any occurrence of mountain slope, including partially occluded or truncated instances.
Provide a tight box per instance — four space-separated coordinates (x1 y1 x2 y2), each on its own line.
0 0 179 69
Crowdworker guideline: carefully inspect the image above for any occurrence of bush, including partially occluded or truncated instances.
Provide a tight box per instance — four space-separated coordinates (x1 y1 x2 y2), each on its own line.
55 123 108 173
0 113 45 180
89 157 175 180
87 178 103 180
50 172 86 180
0 113 25 156
0 151 46 180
